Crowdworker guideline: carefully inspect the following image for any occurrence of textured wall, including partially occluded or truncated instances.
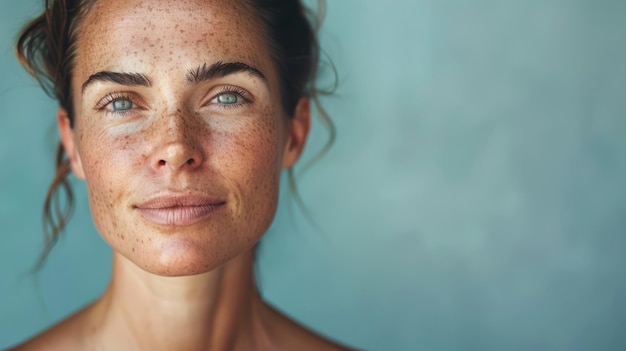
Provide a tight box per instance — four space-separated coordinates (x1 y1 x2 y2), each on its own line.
1 0 625 350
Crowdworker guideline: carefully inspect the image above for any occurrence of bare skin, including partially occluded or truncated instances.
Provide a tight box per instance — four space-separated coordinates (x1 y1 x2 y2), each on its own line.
12 251 351 351
9 0 353 350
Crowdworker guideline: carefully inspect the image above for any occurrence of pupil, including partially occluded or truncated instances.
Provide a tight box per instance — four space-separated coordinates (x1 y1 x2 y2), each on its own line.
113 99 132 111
218 93 237 104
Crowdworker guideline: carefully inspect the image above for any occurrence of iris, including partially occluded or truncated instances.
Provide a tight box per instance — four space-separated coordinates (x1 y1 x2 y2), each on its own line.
217 93 238 104
112 99 133 111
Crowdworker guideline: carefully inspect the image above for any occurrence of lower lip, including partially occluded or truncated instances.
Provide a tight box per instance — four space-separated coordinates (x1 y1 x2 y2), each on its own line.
137 204 223 226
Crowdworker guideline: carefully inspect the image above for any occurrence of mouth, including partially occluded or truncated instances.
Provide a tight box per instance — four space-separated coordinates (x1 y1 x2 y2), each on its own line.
134 194 226 226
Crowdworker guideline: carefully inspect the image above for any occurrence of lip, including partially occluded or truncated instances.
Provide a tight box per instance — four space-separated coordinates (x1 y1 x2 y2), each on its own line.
134 193 225 226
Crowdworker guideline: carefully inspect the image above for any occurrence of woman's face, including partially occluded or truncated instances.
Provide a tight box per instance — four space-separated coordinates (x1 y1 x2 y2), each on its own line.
59 0 308 276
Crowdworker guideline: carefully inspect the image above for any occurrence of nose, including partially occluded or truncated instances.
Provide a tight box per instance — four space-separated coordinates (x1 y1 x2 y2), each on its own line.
150 112 204 173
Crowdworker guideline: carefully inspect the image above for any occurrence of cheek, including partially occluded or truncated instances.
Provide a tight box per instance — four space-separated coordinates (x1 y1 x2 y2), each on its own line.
77 129 145 232
210 112 286 231
216 115 284 193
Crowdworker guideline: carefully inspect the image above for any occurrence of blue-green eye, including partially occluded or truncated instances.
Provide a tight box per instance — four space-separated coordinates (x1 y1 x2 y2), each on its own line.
111 99 134 111
216 93 239 104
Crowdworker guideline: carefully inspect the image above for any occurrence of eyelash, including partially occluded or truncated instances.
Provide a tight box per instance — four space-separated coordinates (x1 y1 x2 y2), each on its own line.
207 85 252 109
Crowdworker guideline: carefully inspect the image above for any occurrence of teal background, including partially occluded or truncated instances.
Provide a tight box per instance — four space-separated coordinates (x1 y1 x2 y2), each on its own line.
1 0 626 350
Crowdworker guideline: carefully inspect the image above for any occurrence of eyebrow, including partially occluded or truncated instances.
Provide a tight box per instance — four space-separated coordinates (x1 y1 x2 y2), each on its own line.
81 61 267 94
186 61 267 85
82 72 152 93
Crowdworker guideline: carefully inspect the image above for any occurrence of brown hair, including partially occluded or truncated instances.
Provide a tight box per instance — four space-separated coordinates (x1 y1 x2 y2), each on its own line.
16 0 335 269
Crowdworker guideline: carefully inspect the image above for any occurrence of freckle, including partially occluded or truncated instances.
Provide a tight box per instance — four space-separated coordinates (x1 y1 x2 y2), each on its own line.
132 248 135 252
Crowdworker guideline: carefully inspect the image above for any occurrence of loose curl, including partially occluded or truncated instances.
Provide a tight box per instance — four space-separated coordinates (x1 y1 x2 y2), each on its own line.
16 0 336 270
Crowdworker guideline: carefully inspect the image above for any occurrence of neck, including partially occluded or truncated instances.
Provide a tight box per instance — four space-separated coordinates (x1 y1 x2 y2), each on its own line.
85 249 270 350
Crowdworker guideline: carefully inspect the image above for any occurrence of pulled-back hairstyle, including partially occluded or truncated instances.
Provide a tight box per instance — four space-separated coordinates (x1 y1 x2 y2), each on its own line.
16 0 335 269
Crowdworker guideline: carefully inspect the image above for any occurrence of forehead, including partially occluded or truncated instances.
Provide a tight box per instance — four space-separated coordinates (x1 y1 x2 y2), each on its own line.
73 0 271 82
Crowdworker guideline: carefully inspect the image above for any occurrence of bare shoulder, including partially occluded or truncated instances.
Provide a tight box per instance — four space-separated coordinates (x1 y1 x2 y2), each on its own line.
260 301 358 351
7 305 92 351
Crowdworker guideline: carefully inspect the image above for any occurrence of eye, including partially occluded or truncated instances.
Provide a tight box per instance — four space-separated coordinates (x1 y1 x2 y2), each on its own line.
205 86 252 109
95 92 141 114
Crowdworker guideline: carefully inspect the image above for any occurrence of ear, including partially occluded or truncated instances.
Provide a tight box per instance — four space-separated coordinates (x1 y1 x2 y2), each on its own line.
57 108 85 179
282 97 311 168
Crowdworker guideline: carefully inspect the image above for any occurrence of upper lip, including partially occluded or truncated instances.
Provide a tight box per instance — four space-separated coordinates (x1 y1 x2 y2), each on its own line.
134 193 225 209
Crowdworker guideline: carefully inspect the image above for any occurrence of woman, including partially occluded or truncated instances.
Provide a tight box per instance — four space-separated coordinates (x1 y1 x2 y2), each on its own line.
10 0 352 350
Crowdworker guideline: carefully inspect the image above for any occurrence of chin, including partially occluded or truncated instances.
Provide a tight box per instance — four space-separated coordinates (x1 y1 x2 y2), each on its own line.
119 231 258 277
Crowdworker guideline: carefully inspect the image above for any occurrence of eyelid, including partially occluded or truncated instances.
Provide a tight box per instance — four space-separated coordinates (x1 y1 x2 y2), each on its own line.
94 91 144 111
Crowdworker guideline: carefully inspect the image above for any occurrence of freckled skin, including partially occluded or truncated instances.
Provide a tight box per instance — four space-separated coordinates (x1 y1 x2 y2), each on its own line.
70 0 288 276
